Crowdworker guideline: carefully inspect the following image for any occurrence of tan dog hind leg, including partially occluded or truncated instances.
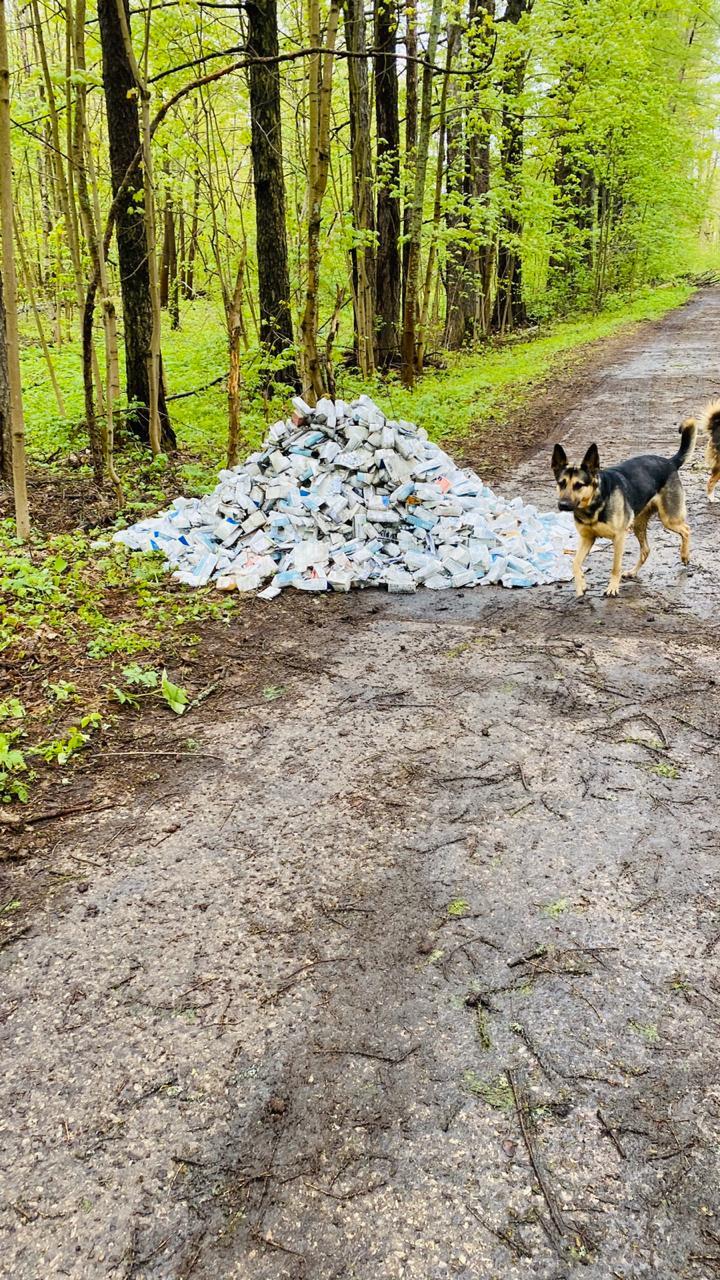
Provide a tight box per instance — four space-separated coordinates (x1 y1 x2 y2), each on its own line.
656 478 691 565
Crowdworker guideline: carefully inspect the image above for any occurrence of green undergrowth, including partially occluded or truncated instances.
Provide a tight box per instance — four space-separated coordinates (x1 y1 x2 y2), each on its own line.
0 519 239 806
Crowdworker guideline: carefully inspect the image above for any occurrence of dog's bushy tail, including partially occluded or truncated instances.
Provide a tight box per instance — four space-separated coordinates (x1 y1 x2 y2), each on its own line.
699 399 720 446
673 417 697 469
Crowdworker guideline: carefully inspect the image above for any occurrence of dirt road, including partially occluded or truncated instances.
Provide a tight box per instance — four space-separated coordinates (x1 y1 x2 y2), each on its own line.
2 290 720 1280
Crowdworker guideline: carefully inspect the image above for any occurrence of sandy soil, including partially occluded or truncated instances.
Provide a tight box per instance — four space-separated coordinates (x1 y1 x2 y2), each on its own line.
2 288 720 1280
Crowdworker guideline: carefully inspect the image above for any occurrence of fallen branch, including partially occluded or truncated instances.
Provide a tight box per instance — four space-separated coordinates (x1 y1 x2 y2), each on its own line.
314 1042 419 1065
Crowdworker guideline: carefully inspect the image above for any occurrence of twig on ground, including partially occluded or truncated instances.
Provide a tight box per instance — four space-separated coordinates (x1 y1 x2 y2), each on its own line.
596 1109 626 1158
314 1042 419 1066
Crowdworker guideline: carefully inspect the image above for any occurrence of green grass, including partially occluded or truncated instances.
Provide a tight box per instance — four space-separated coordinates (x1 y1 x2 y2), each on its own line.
19 281 694 492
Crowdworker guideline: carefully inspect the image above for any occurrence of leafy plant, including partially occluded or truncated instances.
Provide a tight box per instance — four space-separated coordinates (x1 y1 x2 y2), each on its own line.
32 712 102 765
122 663 160 689
0 732 32 803
44 679 78 703
0 697 25 721
160 670 189 715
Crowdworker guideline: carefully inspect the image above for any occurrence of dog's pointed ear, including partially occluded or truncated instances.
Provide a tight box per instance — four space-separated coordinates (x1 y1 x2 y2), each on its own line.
582 443 600 476
551 443 567 479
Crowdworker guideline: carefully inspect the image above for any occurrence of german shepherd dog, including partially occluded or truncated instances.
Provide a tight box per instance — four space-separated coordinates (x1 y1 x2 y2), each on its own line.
551 421 696 598
703 401 720 502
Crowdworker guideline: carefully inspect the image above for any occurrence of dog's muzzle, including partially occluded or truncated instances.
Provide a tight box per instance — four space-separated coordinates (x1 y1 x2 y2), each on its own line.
558 500 574 512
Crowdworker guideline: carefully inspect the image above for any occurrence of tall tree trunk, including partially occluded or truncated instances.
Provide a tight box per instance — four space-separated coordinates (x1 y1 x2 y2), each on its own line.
31 0 105 410
184 153 200 299
400 0 443 387
299 0 341 402
97 0 175 448
344 0 375 377
72 0 122 497
417 23 456 371
161 181 180 329
0 258 9 483
491 0 529 333
373 0 401 367
246 0 297 386
402 0 417 314
14 216 66 417
445 0 494 347
0 0 30 537
226 254 246 468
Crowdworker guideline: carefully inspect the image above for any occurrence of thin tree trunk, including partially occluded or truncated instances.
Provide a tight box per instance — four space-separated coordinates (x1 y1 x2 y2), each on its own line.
0 0 30 537
402 0 417 314
30 0 105 410
226 253 246 468
247 0 297 386
72 0 122 496
417 24 456 369
97 0 175 449
300 0 341 402
400 0 443 387
161 180 180 328
373 0 401 366
445 0 494 346
185 153 200 299
491 0 529 333
344 0 375 377
0 254 9 483
14 217 66 417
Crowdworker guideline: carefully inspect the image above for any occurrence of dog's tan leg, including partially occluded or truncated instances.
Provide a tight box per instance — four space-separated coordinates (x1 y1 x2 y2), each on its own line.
657 504 691 564
623 509 651 579
573 530 595 597
708 469 720 503
605 529 627 596
662 516 691 564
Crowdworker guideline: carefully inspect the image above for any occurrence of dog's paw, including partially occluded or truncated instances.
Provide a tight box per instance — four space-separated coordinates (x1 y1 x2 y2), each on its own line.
621 570 637 580
604 581 620 597
708 492 718 504
574 580 587 599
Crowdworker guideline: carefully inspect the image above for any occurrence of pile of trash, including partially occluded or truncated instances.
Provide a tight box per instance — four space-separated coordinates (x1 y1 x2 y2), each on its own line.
114 395 575 598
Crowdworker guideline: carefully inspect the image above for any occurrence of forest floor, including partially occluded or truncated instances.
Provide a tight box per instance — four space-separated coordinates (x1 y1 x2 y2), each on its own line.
2 287 720 1280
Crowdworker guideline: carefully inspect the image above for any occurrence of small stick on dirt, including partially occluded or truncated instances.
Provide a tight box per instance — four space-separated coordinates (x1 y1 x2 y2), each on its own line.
466 1204 533 1260
16 801 115 827
0 925 31 952
611 712 669 749
251 1229 305 1259
96 750 226 760
506 1069 580 1258
596 1109 626 1158
442 933 501 977
263 955 355 1004
511 1023 565 1081
508 945 546 969
314 1042 420 1066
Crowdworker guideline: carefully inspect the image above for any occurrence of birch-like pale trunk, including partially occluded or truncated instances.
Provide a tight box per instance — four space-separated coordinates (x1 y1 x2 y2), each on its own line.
400 0 443 387
0 0 30 538
344 0 375 377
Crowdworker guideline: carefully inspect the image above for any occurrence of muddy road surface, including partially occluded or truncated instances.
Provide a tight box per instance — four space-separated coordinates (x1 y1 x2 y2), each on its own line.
2 290 720 1280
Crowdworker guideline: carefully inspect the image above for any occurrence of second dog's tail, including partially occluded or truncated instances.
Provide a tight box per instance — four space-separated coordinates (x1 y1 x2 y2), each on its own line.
699 399 720 444
673 417 697 469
